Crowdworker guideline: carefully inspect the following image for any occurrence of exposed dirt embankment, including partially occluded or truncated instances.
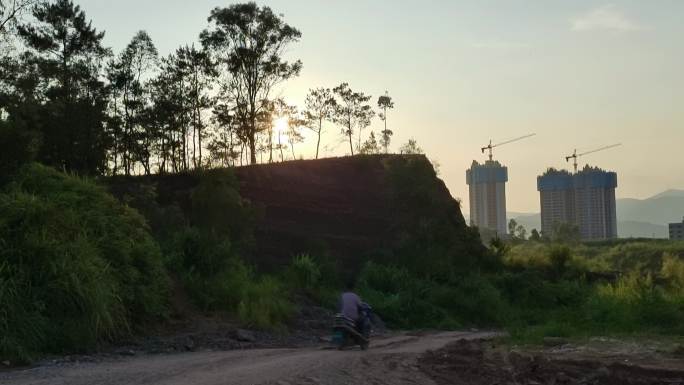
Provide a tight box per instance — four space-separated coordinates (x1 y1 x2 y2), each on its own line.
419 338 684 385
233 155 469 270
107 155 474 272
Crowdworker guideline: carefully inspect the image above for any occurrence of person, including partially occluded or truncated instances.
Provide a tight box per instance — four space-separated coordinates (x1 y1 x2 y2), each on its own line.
339 280 363 323
338 280 371 337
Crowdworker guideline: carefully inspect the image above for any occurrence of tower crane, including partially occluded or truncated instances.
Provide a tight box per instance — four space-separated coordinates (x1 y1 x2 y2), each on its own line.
481 133 536 161
565 143 621 173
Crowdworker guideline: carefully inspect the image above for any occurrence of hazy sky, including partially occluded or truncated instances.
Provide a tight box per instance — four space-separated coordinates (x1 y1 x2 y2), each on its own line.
76 0 684 213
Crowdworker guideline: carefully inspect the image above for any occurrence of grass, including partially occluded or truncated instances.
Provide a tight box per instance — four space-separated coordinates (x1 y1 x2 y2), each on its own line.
0 164 169 363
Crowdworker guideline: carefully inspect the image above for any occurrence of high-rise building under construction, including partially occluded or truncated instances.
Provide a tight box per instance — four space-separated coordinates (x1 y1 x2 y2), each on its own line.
537 166 618 240
466 160 508 236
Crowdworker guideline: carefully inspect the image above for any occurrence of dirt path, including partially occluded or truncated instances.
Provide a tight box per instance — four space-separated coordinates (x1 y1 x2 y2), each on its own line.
0 332 495 385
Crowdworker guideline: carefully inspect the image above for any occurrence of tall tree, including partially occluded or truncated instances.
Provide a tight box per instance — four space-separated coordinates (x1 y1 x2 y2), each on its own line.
176 44 216 169
201 2 302 165
332 82 374 156
107 30 158 175
377 91 394 153
16 0 110 174
303 87 335 159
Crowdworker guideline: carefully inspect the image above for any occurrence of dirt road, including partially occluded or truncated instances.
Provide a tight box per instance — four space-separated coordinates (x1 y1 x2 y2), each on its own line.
1 332 494 385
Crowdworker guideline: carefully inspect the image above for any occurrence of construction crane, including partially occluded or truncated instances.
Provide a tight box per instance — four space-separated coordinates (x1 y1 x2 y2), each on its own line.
481 133 536 161
565 143 622 173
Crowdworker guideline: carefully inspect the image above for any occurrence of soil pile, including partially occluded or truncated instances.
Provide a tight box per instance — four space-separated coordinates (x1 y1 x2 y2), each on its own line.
419 339 684 385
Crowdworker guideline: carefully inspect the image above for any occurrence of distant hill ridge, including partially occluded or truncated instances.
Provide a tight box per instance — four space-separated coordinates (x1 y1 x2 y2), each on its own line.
501 189 684 239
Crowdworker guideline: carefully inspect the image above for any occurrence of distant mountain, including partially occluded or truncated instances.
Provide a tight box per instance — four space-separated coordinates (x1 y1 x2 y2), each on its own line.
618 221 668 239
465 190 683 239
649 189 684 199
617 196 684 225
507 212 668 239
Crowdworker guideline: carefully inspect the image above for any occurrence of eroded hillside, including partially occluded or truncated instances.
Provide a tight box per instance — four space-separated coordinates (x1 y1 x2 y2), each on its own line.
107 155 483 273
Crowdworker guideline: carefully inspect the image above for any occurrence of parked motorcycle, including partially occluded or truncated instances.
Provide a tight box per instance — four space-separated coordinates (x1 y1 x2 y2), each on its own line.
332 303 372 350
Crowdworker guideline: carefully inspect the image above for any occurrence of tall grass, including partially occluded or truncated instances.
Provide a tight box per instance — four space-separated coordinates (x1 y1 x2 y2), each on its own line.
0 164 168 363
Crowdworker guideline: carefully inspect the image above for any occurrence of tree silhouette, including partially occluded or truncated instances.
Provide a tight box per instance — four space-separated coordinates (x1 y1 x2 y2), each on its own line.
16 0 110 174
399 138 423 155
332 82 374 155
201 2 302 165
0 0 39 36
107 30 158 175
359 131 380 155
377 91 394 153
304 87 335 159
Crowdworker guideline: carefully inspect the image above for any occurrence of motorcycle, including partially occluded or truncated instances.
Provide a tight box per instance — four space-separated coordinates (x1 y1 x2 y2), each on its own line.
332 302 372 350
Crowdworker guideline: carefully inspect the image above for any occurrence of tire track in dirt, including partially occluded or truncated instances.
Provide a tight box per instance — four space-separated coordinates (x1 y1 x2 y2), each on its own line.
0 332 496 385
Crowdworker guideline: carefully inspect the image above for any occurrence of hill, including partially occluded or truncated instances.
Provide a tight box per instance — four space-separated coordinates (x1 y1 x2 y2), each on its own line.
107 155 484 272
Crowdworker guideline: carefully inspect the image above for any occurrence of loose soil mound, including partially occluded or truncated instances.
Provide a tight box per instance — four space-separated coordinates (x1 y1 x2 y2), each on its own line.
419 339 684 385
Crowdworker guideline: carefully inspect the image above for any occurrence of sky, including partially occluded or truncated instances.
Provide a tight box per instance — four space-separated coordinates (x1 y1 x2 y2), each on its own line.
75 0 684 213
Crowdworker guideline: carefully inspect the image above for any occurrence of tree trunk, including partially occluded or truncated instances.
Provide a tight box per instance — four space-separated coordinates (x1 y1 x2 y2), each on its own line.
268 125 273 163
278 131 284 161
249 135 257 165
316 118 322 159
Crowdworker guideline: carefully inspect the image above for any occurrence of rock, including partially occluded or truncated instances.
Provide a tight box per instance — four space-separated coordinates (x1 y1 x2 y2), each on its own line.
596 366 611 377
117 349 136 356
2 360 10 367
184 337 195 352
543 337 568 347
672 344 684 357
235 329 257 343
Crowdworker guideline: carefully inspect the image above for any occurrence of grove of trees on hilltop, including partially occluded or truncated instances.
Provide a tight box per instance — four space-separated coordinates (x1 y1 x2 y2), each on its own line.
1 0 416 177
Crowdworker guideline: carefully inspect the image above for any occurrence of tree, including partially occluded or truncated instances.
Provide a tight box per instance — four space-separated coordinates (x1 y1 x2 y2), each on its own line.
508 219 518 236
303 87 335 159
399 138 423 155
16 0 110 174
551 222 581 244
176 44 216 169
0 0 38 37
107 30 158 175
286 111 305 159
515 224 527 241
332 82 374 155
359 131 380 155
529 228 541 242
201 2 302 165
377 91 394 153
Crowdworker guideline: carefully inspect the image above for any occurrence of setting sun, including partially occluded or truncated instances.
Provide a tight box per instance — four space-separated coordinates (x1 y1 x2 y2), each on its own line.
274 117 289 133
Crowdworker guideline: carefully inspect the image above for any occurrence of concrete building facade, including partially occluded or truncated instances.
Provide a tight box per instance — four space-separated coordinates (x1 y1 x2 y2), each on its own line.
537 166 618 241
466 160 508 236
671 218 684 240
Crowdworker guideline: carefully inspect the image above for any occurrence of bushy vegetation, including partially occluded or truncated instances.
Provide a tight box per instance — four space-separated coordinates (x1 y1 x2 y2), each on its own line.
0 164 169 363
4 158 683 363
381 156 492 276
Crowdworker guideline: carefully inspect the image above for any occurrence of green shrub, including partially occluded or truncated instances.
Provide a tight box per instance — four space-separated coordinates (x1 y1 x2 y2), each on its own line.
661 253 684 292
585 274 684 334
286 254 322 293
238 276 294 331
0 164 168 363
0 122 39 185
